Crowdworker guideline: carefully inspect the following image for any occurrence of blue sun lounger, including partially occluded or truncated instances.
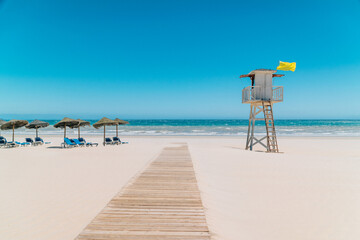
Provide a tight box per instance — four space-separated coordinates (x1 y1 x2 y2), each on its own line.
78 138 98 147
0 137 20 148
35 137 51 145
34 137 44 145
72 139 85 147
15 141 30 147
104 138 114 145
113 136 128 144
0 137 8 148
112 137 121 145
61 138 77 148
26 138 34 145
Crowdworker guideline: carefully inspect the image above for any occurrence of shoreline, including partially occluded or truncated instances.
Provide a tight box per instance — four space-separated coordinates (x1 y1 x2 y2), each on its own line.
2 134 360 139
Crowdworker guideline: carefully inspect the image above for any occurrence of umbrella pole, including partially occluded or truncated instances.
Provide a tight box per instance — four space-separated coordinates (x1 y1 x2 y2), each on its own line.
64 126 66 139
36 128 38 138
103 125 106 146
12 124 14 142
78 127 80 139
116 125 118 137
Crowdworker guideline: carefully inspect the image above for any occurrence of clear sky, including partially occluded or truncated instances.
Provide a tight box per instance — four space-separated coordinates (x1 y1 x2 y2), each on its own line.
0 0 359 119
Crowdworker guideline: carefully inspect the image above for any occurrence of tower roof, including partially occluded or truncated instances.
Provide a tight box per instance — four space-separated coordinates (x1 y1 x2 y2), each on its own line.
240 69 284 79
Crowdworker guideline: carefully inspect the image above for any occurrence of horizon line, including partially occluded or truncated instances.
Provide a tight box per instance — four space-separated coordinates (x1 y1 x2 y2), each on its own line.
1 118 360 121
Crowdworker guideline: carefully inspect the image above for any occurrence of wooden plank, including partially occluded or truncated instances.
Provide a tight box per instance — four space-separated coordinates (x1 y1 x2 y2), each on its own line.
75 144 210 240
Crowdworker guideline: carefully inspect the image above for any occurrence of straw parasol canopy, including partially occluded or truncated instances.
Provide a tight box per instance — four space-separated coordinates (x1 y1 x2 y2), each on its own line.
114 118 129 137
0 119 6 136
1 119 28 142
53 117 79 138
26 120 49 138
93 117 118 146
69 119 90 138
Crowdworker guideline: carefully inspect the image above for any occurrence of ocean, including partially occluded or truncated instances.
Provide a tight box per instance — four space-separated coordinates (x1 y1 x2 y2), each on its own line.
1 119 360 137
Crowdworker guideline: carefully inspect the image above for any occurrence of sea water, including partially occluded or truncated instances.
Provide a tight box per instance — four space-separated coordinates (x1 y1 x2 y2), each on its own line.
2 119 360 137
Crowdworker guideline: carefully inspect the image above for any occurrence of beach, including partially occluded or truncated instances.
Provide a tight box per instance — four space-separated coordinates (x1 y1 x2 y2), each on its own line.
0 135 359 240
1 0 358 238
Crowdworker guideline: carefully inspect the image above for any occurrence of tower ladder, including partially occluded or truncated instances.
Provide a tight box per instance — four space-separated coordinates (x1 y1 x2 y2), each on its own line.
263 101 279 153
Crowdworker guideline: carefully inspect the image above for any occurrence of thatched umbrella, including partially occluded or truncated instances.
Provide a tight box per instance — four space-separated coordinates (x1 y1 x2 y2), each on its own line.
0 119 6 136
69 119 90 138
26 120 49 138
53 117 79 138
0 120 28 142
93 117 118 146
114 118 129 137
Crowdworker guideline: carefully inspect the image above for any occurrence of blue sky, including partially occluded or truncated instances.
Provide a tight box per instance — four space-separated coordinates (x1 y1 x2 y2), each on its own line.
0 0 359 119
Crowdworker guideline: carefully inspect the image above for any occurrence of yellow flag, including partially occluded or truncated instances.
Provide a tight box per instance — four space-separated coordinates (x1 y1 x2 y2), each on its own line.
276 61 296 72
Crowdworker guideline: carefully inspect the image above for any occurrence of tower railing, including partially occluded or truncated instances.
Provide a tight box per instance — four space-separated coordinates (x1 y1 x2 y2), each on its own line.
272 86 283 102
242 86 260 103
242 86 283 103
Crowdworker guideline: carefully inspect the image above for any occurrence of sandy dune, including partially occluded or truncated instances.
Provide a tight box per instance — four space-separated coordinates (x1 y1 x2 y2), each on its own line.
0 136 359 240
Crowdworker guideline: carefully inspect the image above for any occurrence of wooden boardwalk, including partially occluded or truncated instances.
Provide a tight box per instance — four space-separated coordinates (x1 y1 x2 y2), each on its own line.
75 144 211 240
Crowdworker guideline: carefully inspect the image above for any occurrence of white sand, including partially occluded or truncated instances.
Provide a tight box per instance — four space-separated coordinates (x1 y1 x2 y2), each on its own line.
0 136 166 240
190 137 360 240
0 136 359 240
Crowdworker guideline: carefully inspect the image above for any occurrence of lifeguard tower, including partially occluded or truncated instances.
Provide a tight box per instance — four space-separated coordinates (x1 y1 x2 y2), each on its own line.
241 69 284 153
